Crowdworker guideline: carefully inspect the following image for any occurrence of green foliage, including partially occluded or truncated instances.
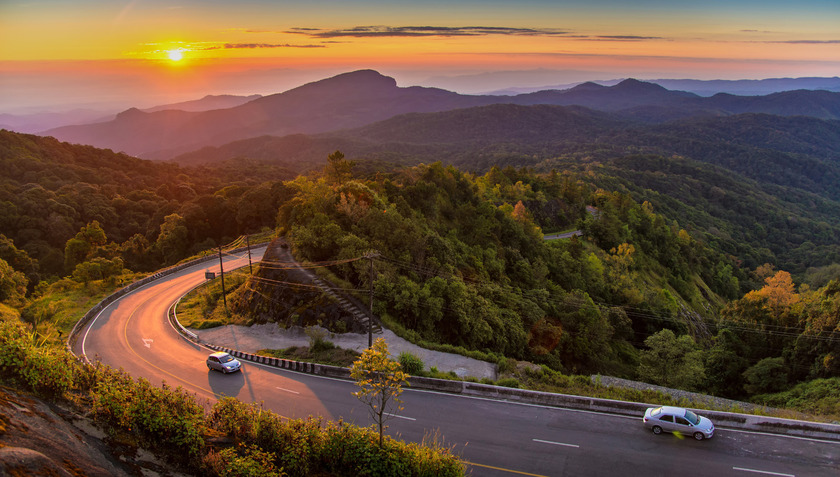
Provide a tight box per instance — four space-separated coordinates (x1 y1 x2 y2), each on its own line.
743 357 789 395
398 352 425 375
0 130 292 283
495 377 520 388
278 159 732 377
204 443 285 477
208 398 464 477
88 369 206 461
0 257 27 306
0 318 74 397
637 329 706 391
751 377 840 420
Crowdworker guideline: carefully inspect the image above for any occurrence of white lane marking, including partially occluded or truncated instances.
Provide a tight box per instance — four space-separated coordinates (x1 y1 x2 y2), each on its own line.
533 438 579 448
721 428 840 445
733 467 795 477
142 338 154 348
385 413 416 421
276 387 300 394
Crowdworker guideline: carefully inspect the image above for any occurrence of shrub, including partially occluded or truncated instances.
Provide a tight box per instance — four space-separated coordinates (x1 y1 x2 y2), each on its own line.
204 443 285 477
496 378 520 389
0 318 76 397
89 368 205 462
398 352 425 375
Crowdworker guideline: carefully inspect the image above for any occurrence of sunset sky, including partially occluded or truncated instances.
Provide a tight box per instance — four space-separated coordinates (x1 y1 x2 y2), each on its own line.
1 0 838 111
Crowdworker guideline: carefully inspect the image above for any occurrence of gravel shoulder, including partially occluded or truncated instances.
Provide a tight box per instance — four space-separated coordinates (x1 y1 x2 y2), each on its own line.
194 323 497 380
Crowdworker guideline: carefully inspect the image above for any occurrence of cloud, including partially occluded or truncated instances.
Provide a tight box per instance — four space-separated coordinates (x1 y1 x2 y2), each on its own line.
197 43 325 50
769 40 840 44
591 35 664 41
287 25 572 38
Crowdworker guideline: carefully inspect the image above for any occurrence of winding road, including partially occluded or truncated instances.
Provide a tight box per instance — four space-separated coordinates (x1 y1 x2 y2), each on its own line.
75 247 840 476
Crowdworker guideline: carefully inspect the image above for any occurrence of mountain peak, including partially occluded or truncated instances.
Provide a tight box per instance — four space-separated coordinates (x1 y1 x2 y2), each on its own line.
299 69 398 93
569 82 607 92
613 78 668 93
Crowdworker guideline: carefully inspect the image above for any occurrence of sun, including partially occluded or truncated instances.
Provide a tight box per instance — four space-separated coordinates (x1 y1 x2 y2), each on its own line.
166 49 184 62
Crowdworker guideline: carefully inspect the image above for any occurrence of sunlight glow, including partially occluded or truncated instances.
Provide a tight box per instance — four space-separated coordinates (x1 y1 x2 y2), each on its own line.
167 49 183 62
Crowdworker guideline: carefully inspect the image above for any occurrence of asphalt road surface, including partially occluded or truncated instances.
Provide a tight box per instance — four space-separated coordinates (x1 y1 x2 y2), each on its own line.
76 247 840 476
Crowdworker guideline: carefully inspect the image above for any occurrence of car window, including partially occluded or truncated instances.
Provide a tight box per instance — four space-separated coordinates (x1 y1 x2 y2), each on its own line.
209 356 218 363
220 355 234 363
675 417 690 426
660 415 673 422
651 407 662 416
684 410 700 425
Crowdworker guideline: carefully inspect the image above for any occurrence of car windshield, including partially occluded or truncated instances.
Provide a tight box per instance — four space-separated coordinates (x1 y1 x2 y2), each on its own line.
684 410 700 425
650 407 662 416
219 355 235 363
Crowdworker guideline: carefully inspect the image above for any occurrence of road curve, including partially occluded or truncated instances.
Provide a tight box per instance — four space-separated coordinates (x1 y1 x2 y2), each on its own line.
76 248 840 477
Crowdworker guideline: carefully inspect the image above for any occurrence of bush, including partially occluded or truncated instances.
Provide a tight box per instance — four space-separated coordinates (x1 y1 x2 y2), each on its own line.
89 368 205 462
0 318 76 397
496 378 520 389
204 443 285 477
398 352 425 375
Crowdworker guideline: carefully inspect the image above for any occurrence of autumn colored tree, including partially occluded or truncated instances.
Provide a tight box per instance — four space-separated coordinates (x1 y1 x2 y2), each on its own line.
350 338 409 447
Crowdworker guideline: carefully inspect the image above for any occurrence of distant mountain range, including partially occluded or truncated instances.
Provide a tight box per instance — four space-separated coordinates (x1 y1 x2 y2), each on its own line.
0 94 262 134
487 76 840 97
40 70 840 160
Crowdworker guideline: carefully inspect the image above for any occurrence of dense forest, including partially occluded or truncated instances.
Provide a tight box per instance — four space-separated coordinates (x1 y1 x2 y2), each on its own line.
268 154 840 404
1 128 839 411
0 130 294 285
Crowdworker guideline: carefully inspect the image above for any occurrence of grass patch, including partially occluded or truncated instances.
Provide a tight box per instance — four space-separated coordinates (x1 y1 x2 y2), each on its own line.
175 272 251 329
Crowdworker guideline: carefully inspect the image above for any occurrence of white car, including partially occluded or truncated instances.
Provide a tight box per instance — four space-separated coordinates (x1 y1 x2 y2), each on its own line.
206 352 242 374
643 406 715 440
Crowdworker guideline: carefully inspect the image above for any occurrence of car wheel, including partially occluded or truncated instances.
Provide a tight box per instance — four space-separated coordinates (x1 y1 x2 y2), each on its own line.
693 432 705 441
652 426 663 435
207 364 213 371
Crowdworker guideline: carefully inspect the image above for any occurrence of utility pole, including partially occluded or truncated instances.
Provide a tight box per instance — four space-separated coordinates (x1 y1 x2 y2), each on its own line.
246 234 253 274
365 251 379 347
218 246 228 315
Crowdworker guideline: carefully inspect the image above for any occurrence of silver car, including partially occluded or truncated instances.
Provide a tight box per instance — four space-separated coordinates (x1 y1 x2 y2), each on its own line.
643 406 715 440
206 351 242 373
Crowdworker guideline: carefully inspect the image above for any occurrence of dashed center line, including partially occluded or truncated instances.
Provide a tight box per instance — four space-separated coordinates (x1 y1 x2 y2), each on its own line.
733 467 795 477
384 413 416 421
533 438 580 448
275 387 299 394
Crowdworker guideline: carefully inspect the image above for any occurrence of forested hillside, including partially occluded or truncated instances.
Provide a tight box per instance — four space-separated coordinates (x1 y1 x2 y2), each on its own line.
273 157 739 376
172 105 840 277
262 156 839 405
0 130 293 284
1 128 838 411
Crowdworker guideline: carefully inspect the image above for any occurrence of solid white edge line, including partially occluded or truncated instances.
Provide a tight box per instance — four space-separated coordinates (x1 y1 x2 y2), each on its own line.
732 466 795 477
533 438 579 448
721 427 840 445
276 387 300 394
